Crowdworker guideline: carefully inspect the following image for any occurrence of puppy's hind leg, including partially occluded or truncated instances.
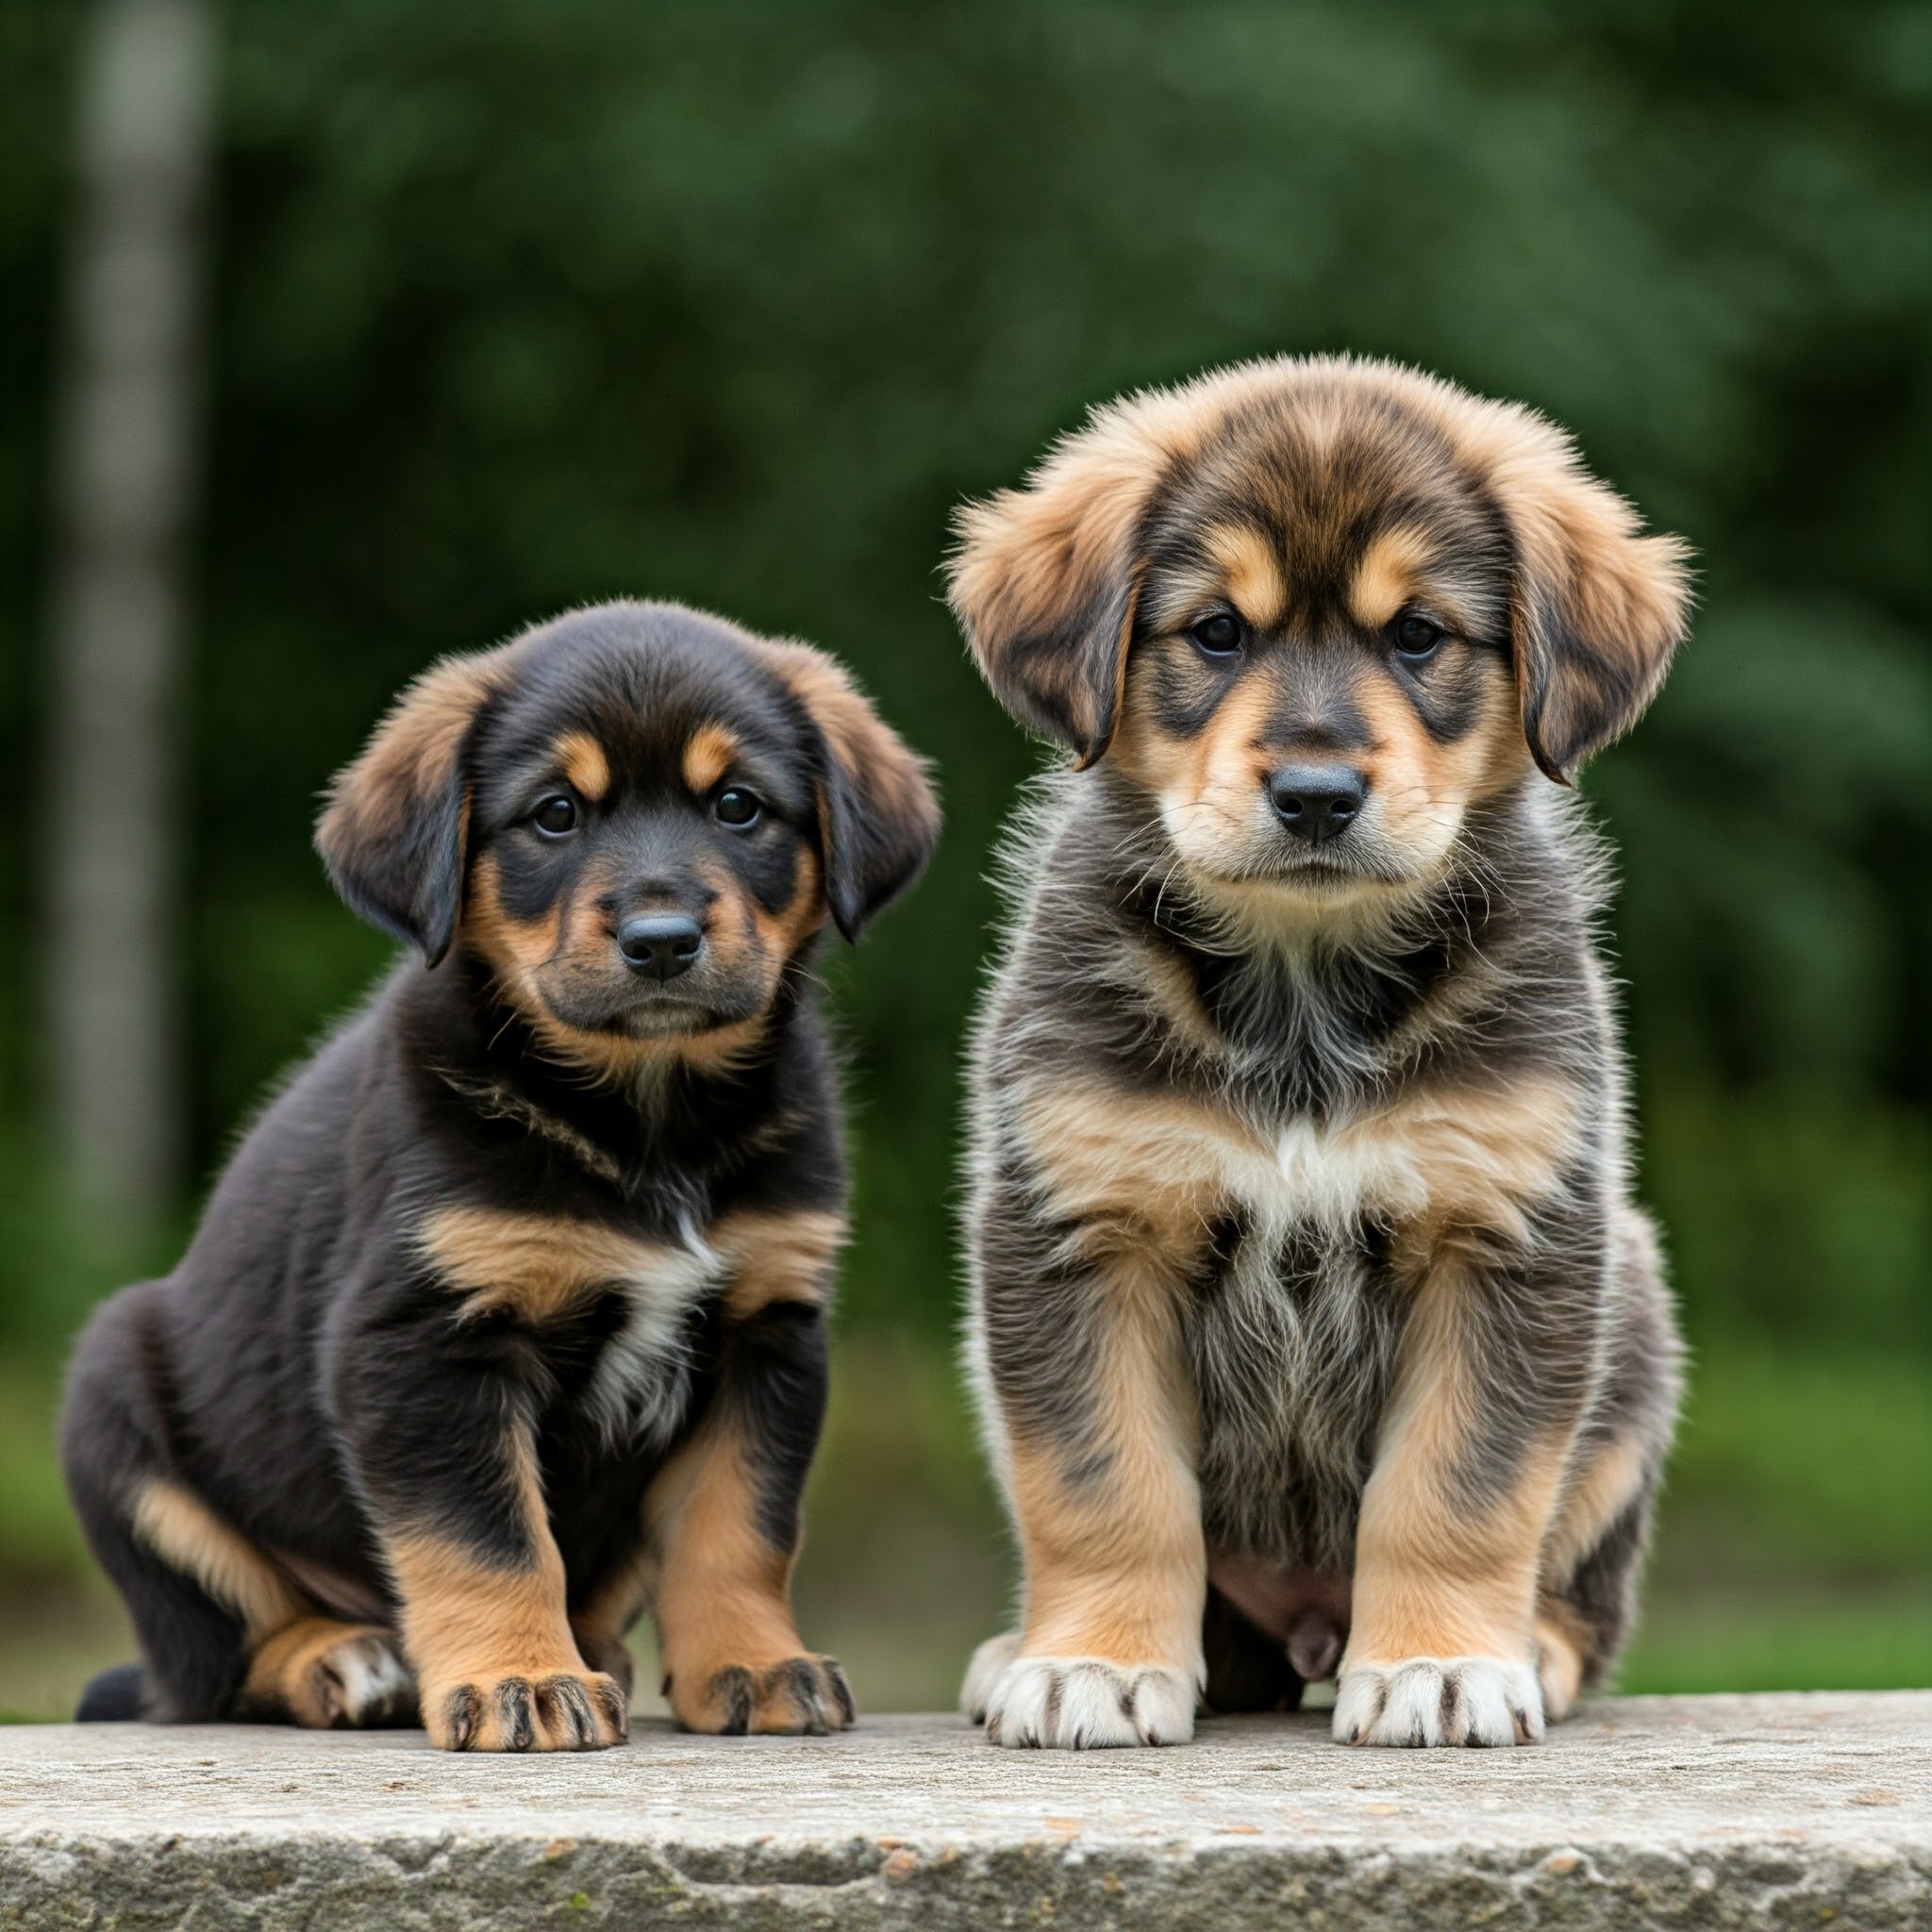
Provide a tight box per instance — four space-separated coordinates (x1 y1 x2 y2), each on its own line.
60 1288 278 1721
238 1618 416 1729
60 1286 412 1728
1536 1214 1681 1717
62 1496 250 1724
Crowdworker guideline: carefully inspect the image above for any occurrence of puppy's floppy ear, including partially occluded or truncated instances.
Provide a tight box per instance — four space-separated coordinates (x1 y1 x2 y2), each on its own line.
1481 408 1692 782
947 395 1189 768
760 641 940 941
315 647 514 964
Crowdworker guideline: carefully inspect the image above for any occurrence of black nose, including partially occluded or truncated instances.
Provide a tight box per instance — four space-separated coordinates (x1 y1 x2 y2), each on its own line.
616 913 704 981
1266 764 1368 843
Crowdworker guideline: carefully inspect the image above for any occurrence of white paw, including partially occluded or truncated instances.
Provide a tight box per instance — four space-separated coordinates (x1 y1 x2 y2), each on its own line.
1333 1655 1544 1747
327 1631 415 1725
961 1631 1022 1722
982 1655 1197 1749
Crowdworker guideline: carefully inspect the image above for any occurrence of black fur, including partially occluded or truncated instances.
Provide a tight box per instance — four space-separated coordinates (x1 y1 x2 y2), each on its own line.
61 600 937 1740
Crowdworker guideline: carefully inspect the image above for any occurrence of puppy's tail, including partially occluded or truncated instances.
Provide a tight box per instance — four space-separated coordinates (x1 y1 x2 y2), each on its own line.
75 1661 145 1722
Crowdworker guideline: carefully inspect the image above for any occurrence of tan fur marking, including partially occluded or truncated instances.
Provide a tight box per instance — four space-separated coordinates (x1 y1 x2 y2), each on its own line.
743 844 827 968
381 1429 625 1751
1357 662 1529 866
317 647 515 875
1204 522 1288 629
467 852 564 977
1542 1433 1647 1583
130 1478 305 1641
1347 1262 1571 1666
1012 1080 1260 1254
681 723 740 796
1367 1074 1587 1247
553 730 610 803
757 639 939 845
646 1409 816 1731
389 1530 580 1688
1533 1604 1590 1718
416 1206 701 1324
667 1012 776 1078
466 851 740 1085
1347 524 1437 629
1014 1072 1583 1253
947 389 1211 755
241 1616 401 1726
1006 1249 1205 1674
709 1208 846 1322
1181 672 1278 819
1111 662 1278 866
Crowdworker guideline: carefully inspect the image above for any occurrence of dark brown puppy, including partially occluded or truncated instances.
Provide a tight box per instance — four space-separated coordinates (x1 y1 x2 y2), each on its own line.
949 356 1689 1748
60 600 937 1749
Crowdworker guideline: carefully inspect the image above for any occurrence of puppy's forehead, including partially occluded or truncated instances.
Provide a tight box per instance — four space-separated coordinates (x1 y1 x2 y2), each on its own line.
1142 394 1510 639
490 609 812 799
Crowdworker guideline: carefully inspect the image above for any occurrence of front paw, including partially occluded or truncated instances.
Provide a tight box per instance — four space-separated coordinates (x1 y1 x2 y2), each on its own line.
1333 1656 1543 1747
667 1655 855 1736
961 1631 1022 1721
982 1655 1197 1749
425 1669 627 1751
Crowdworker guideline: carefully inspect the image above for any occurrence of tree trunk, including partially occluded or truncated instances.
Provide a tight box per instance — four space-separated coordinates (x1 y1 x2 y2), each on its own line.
44 0 215 1220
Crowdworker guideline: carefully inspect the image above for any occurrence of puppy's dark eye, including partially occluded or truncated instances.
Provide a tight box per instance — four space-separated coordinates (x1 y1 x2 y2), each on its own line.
1191 612 1243 657
1394 615 1444 659
714 787 761 828
532 794 578 837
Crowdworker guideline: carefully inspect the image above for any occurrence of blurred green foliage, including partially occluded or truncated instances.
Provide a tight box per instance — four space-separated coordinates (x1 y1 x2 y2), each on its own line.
0 1 1924 1697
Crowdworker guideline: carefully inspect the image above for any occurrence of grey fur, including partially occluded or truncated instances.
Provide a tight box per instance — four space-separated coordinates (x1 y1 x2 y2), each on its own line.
964 763 1680 1701
954 358 1690 1735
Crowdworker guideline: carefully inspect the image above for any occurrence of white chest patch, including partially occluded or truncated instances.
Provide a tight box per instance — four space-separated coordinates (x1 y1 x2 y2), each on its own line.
1012 1072 1582 1251
584 1228 725 1448
415 1204 728 1451
1271 1116 1429 1231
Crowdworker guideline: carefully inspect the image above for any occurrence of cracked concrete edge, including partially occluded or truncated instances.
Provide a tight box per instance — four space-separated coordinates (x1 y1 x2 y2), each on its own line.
4 1832 1928 1932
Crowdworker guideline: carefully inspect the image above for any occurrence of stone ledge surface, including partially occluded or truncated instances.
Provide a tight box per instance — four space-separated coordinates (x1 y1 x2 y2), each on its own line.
0 1692 1925 1929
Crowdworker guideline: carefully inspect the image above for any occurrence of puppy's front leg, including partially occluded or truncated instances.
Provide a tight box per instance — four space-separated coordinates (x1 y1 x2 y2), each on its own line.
343 1348 626 1752
971 1238 1206 1749
1336 1248 1581 1748
648 1290 853 1737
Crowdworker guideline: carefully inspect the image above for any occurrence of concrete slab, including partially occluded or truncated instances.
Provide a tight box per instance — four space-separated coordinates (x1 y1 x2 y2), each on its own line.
0 1692 1926 1928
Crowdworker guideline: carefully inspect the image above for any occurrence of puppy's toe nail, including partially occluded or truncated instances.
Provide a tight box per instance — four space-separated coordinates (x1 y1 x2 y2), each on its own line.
712 1666 753 1737
824 1659 856 1727
496 1677 535 1751
442 1685 480 1752
591 1676 628 1742
539 1674 595 1748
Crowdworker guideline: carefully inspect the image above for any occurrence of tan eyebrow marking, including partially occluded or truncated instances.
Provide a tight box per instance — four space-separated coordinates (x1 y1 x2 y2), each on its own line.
552 731 610 802
1348 525 1438 630
1203 523 1288 630
682 723 740 795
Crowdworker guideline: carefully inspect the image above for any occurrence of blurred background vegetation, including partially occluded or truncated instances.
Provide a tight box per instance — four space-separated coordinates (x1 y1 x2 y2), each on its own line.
0 0 1925 1718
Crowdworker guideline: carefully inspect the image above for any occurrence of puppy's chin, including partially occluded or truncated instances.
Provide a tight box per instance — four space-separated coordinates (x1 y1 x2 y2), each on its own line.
1175 842 1443 949
535 980 764 1044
